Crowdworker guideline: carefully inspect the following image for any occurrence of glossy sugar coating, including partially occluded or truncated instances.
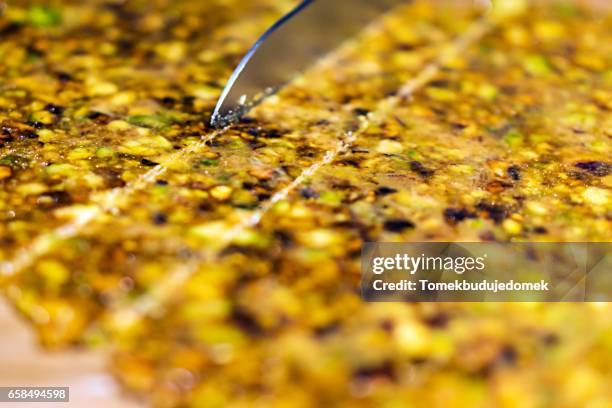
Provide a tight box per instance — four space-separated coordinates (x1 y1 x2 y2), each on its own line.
0 1 611 407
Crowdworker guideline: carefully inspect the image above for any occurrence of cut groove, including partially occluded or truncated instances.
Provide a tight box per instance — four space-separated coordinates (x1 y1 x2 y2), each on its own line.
0 129 227 277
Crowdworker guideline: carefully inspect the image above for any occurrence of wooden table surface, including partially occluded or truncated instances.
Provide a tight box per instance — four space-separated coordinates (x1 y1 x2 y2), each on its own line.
0 300 142 408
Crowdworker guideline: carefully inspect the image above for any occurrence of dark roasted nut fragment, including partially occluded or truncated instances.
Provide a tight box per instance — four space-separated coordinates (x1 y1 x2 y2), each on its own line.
476 202 510 224
299 187 319 199
409 160 434 178
507 165 521 181
140 158 159 167
152 213 168 225
574 161 611 177
444 208 476 224
383 219 416 232
353 107 370 117
37 191 73 209
45 104 65 116
376 186 398 196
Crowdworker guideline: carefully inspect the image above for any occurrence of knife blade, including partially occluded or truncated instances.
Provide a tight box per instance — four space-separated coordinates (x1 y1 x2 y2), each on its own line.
210 0 405 128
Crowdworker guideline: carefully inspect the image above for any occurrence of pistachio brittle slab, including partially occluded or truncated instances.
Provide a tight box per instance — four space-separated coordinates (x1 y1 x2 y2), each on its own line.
0 1 483 346
105 3 611 407
0 0 290 259
0 1 611 408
